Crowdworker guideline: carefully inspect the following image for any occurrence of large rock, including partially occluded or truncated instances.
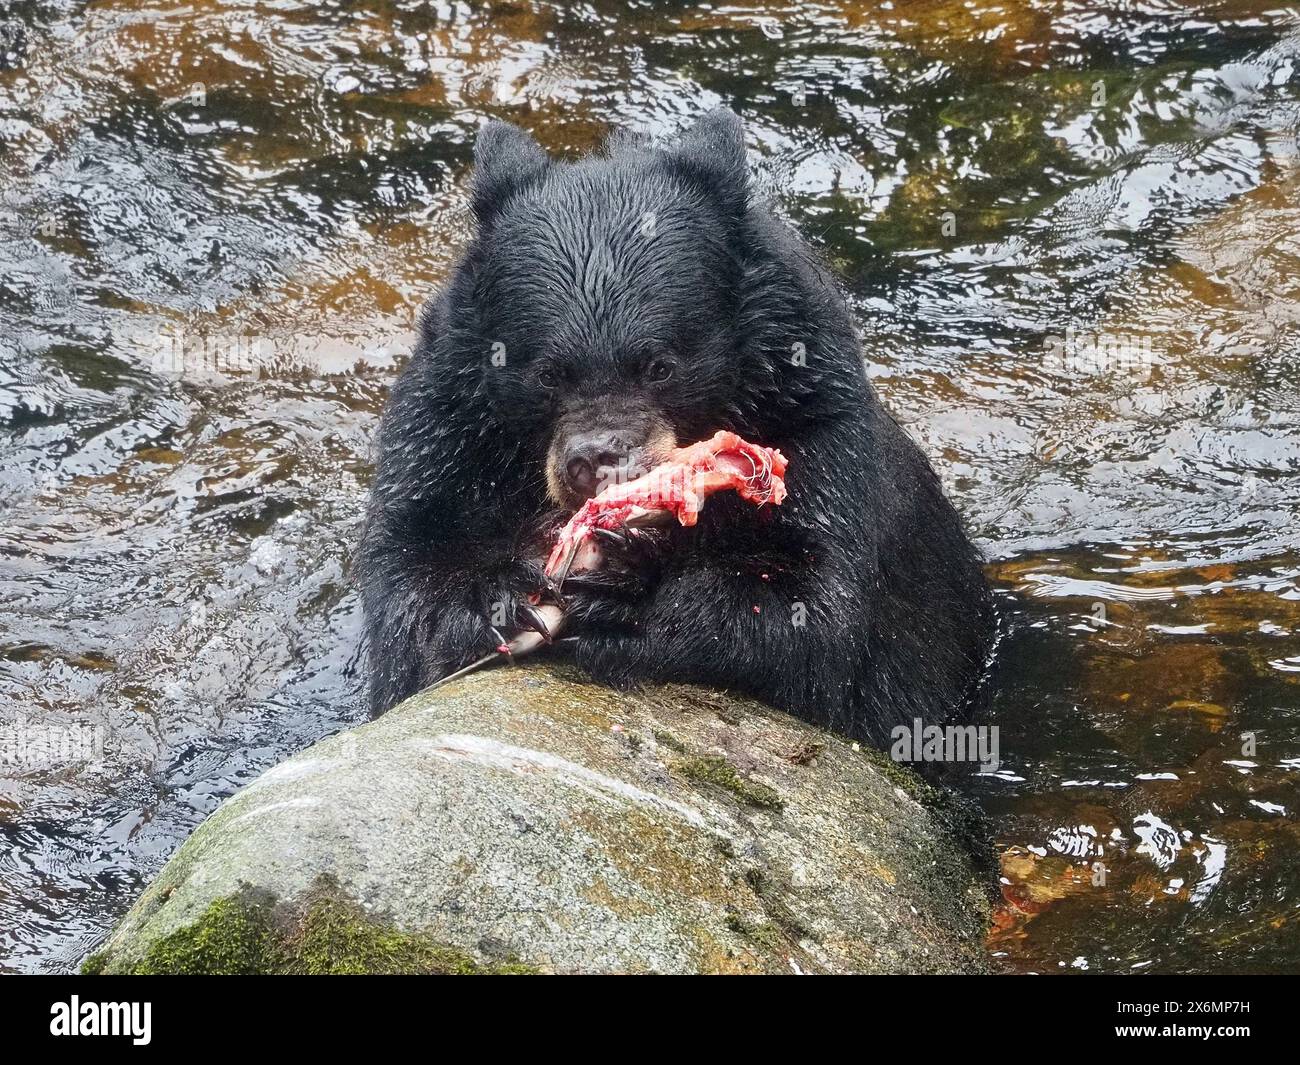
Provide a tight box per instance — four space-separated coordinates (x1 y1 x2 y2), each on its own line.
87 664 992 974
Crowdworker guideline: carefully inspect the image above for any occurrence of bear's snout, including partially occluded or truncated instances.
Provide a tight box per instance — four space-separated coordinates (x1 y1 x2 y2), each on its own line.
546 417 677 510
562 429 647 500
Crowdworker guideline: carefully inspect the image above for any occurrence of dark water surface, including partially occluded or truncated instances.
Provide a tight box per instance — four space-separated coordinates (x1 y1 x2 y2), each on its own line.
1 0 1297 973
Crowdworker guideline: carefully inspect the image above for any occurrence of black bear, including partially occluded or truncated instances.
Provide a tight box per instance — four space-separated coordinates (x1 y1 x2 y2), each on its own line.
358 110 995 746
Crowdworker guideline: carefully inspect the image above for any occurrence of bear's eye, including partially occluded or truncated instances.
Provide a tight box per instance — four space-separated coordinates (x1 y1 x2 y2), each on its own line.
645 357 675 383
537 366 560 389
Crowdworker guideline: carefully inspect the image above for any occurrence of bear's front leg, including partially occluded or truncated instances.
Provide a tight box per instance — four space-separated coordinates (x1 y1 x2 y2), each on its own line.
573 538 866 736
359 528 558 716
559 526 668 631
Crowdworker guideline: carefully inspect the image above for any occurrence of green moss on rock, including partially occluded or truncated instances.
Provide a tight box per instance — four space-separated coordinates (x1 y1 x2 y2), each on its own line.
284 878 535 975
80 951 108 975
674 755 784 810
128 890 278 974
89 876 538 975
723 911 787 953
871 748 940 804
744 868 817 942
652 729 687 753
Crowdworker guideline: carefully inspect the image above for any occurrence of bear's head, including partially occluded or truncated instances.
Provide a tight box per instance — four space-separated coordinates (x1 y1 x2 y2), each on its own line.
452 111 753 510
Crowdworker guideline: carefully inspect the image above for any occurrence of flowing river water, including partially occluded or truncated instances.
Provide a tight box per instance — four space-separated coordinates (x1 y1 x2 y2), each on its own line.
1 0 1298 973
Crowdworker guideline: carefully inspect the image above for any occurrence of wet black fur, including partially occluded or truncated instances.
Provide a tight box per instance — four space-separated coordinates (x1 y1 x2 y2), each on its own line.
357 110 995 745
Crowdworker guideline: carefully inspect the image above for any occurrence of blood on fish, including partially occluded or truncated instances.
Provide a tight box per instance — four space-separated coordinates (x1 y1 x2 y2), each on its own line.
428 432 789 690
544 430 788 583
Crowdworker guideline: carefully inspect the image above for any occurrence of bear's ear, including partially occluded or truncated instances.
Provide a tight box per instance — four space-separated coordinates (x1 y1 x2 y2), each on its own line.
670 109 749 219
471 120 550 224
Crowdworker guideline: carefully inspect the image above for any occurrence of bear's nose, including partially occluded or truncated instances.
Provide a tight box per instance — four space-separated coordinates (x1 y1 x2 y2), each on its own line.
562 432 637 499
